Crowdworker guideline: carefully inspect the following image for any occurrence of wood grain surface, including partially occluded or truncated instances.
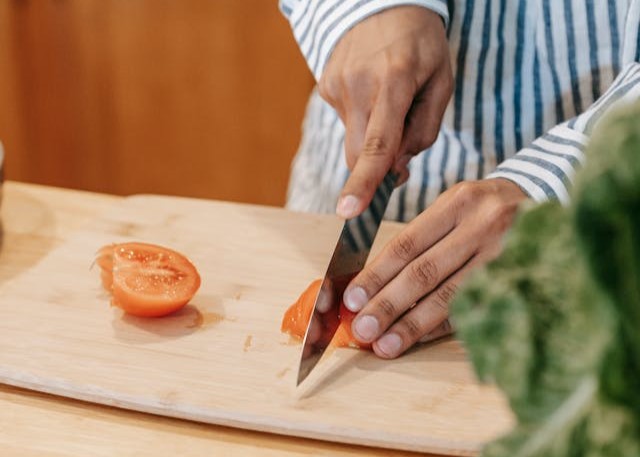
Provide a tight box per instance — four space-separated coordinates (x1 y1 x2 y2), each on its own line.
0 191 513 455
0 181 441 457
1 383 442 457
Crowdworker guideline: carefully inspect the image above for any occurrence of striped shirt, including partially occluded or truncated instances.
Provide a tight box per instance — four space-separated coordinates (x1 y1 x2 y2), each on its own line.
280 0 640 222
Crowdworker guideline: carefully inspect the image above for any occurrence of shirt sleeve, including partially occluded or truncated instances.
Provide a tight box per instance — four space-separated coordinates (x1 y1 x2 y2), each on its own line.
278 0 451 81
487 62 640 205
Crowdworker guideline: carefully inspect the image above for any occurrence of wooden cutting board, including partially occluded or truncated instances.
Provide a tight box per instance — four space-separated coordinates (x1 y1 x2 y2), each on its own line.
0 194 513 456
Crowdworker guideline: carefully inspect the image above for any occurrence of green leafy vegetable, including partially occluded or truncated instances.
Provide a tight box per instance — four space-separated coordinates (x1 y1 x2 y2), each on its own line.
452 101 640 457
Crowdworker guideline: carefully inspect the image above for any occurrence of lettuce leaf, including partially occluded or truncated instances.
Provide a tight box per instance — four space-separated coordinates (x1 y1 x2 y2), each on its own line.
451 102 640 457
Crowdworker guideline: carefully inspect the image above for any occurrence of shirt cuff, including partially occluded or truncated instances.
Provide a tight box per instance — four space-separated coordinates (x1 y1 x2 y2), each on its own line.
280 0 450 81
487 62 640 205
486 124 589 205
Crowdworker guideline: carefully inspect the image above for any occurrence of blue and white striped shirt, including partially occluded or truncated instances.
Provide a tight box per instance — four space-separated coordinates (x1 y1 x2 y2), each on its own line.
280 0 640 221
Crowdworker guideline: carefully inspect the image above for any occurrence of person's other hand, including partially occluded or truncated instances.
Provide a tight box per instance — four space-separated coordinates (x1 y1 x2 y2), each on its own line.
319 6 453 219
342 179 529 358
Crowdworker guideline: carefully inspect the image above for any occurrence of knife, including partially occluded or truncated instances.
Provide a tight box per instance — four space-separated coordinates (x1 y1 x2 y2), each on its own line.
296 172 397 386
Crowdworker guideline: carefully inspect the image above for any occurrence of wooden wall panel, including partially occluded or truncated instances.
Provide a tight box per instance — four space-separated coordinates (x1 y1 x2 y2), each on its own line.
0 0 315 206
0 0 25 176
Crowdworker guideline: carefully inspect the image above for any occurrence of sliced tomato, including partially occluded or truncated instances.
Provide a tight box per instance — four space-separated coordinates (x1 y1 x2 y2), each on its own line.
332 302 372 350
96 242 201 317
281 279 322 337
281 278 371 350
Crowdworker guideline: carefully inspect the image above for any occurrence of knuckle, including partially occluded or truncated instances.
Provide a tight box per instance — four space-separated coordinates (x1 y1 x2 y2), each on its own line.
410 258 439 288
485 198 518 231
433 283 458 312
318 76 339 104
485 203 508 229
342 67 367 90
403 53 419 73
453 181 474 199
362 136 389 159
376 297 398 319
362 268 385 291
418 129 439 151
384 61 408 82
390 232 417 262
452 181 483 210
317 78 329 98
398 315 424 341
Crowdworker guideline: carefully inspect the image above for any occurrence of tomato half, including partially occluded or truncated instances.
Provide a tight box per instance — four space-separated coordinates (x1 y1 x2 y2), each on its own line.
96 242 201 317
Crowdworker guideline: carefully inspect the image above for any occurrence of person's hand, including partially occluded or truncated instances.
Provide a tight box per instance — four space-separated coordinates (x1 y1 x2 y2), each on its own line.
342 179 529 358
318 6 453 219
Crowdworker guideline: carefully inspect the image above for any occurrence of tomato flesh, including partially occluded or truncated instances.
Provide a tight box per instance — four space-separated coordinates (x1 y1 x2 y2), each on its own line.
332 302 371 350
96 242 201 317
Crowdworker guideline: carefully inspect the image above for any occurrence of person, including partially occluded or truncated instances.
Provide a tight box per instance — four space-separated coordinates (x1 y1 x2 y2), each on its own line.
279 0 640 359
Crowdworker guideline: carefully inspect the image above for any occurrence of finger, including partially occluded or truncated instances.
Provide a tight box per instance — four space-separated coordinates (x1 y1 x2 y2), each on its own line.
394 154 412 184
343 189 459 312
336 85 412 219
350 226 476 344
317 66 344 114
372 256 483 359
419 318 454 343
344 109 369 170
396 167 411 187
398 68 453 161
342 71 376 169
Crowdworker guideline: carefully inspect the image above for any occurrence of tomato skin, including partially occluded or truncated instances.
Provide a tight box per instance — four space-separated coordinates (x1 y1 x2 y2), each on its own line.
280 279 322 337
96 242 201 318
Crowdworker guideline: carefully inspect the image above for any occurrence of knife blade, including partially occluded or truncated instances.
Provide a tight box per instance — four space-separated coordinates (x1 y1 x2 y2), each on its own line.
296 172 397 386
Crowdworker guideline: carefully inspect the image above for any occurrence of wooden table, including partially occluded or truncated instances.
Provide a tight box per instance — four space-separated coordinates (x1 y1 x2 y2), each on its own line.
0 181 445 457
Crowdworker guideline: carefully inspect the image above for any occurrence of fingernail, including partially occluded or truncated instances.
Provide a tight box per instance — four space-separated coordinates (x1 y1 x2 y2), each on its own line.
344 286 367 312
354 315 379 342
336 195 359 219
376 333 403 357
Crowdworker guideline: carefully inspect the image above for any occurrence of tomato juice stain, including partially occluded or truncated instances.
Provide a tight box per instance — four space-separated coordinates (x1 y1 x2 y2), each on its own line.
243 335 253 352
276 367 290 379
188 310 224 329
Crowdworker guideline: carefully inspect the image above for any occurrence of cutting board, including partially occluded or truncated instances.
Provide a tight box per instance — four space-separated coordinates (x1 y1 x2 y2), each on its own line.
0 194 513 455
